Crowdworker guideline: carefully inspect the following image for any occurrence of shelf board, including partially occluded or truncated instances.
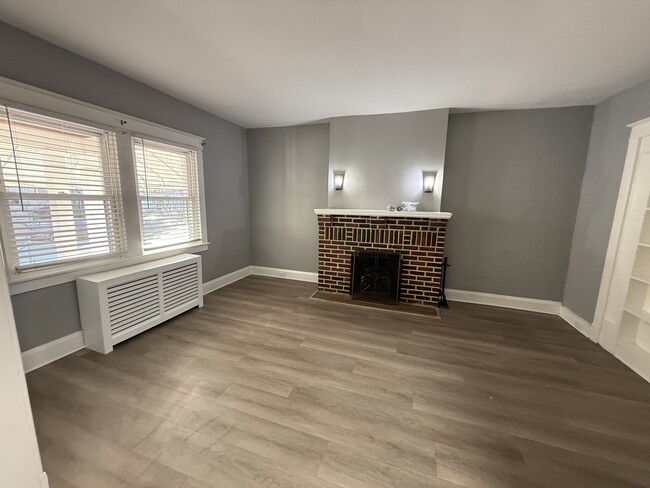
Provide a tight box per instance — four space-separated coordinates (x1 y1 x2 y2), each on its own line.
624 306 650 323
639 242 650 249
631 275 650 285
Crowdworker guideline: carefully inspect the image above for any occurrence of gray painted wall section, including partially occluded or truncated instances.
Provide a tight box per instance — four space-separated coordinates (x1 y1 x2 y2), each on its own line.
0 21 250 350
11 283 82 349
442 107 593 301
329 109 449 211
248 124 329 272
563 80 650 322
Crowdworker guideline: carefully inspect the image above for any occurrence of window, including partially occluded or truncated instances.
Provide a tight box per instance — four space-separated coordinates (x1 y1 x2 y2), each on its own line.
0 107 126 270
132 137 202 250
0 82 207 291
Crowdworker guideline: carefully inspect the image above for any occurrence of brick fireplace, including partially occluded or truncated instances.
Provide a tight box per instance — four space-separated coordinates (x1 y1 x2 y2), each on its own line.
315 209 451 306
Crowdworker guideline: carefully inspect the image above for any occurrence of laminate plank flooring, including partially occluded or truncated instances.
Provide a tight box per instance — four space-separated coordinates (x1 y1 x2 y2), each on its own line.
26 276 650 488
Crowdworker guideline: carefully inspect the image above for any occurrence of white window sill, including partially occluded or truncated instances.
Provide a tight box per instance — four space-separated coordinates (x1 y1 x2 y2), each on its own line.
9 242 209 295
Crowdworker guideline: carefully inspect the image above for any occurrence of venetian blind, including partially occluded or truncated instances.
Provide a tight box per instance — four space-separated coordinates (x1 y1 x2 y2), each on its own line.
0 106 126 270
132 137 202 250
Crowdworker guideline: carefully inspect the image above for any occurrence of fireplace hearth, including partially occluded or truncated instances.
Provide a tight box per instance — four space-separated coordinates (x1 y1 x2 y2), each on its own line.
351 250 401 304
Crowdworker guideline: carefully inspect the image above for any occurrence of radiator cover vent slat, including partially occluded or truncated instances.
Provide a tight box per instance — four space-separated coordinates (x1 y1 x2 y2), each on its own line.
163 262 199 312
107 275 160 334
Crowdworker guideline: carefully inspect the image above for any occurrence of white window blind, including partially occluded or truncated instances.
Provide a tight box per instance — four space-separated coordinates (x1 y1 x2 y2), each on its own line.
0 107 126 270
132 137 202 250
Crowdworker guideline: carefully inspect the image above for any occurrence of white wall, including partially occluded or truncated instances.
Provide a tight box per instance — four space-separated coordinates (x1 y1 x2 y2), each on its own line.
328 109 449 211
0 245 46 488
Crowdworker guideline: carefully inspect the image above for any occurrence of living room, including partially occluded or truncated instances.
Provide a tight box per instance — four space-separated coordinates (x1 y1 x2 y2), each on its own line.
1 2 649 487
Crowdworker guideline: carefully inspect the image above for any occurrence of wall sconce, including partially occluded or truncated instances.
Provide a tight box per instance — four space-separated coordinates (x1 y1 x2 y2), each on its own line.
422 171 436 193
333 170 345 191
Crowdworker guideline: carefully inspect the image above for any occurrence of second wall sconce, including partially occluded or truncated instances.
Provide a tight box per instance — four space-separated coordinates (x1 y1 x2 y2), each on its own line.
333 170 346 191
423 171 436 193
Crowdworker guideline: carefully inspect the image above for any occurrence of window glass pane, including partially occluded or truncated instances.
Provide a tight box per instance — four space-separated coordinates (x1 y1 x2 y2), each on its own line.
132 137 201 250
0 107 126 269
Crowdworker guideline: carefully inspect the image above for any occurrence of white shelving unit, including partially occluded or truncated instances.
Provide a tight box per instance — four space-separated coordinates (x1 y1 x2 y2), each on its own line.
615 186 650 379
595 120 650 382
621 204 650 353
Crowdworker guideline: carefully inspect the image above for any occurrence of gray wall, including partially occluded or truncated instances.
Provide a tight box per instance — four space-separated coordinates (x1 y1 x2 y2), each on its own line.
248 124 329 272
329 109 449 211
563 80 650 322
442 107 594 301
0 21 250 350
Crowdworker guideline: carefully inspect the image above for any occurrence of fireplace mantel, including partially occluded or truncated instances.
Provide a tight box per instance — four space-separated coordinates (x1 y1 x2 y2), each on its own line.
314 208 452 219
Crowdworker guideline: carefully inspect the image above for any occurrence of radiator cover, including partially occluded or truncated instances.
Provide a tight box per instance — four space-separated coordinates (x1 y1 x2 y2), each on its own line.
77 254 203 353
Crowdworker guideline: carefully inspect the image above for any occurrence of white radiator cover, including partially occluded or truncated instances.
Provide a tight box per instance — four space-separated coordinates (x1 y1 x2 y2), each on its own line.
77 254 203 353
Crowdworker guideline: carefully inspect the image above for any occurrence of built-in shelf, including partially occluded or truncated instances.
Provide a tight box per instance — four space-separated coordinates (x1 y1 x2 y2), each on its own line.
639 242 650 248
624 306 650 323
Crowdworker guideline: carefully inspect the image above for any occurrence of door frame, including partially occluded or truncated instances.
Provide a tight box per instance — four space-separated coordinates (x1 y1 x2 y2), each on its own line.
0 244 48 486
593 116 650 352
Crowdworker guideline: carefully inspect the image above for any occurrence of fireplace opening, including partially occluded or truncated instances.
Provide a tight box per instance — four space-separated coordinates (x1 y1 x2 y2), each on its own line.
351 250 402 304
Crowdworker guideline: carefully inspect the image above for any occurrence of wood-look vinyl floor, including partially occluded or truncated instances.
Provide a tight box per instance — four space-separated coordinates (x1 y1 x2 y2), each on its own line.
27 276 650 488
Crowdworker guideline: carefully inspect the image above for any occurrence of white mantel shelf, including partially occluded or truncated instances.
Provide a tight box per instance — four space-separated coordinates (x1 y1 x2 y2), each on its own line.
314 209 452 219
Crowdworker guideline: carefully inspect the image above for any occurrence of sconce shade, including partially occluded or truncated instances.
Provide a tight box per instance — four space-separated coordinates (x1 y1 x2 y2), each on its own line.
423 171 436 193
333 170 345 191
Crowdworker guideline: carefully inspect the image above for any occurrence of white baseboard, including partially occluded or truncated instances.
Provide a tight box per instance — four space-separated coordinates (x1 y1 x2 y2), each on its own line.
559 306 597 341
249 266 318 283
21 330 85 374
203 266 252 295
202 265 318 295
20 268 599 374
589 323 602 343
446 289 561 315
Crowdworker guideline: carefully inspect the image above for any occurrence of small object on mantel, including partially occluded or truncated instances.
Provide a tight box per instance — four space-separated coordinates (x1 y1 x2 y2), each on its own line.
387 205 397 211
400 201 420 211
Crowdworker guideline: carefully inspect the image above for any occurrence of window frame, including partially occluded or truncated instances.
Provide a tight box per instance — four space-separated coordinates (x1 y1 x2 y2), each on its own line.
131 135 205 252
0 77 208 295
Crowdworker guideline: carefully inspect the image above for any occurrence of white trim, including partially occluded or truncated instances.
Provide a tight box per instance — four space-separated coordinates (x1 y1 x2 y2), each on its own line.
203 265 318 296
21 331 85 374
203 266 252 294
446 289 561 315
0 241 46 486
20 266 609 379
9 243 208 295
0 76 203 146
559 306 598 341
629 116 650 135
246 271 609 347
314 208 452 219
250 266 318 283
40 472 49 488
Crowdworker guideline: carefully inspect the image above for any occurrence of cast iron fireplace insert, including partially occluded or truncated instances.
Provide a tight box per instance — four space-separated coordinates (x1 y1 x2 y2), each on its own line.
350 250 402 304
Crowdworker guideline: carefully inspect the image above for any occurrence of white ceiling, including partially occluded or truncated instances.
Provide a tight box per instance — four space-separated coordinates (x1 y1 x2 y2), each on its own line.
1 0 650 128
